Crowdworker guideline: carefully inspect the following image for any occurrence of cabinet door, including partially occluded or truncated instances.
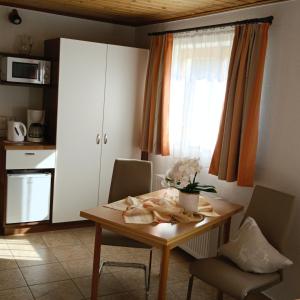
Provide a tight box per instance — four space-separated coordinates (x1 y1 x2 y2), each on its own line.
98 45 149 204
53 39 107 222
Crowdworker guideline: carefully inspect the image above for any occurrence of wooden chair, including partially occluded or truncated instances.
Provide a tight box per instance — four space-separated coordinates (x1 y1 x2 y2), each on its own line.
186 185 295 299
99 159 153 291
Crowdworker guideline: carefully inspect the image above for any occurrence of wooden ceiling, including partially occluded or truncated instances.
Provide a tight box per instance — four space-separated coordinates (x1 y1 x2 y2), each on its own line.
0 0 285 26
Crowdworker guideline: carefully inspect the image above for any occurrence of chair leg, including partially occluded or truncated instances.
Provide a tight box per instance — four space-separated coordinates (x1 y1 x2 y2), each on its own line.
187 275 194 300
99 249 153 293
99 259 104 275
146 249 152 292
217 290 223 300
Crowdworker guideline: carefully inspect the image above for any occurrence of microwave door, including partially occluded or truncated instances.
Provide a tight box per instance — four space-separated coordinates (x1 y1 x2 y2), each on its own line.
7 57 41 84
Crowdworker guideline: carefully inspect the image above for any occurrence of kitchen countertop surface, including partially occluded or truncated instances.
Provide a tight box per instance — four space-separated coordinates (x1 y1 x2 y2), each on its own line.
1 140 56 150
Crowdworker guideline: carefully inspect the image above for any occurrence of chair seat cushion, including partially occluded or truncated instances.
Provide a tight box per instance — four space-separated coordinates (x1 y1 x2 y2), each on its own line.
102 229 152 249
189 257 281 299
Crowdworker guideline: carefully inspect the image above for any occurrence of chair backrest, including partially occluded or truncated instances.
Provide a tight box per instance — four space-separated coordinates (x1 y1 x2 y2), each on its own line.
108 159 152 204
244 185 295 252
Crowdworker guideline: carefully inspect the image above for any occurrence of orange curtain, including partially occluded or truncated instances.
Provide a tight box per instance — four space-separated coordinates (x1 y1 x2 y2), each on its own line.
209 23 270 186
141 33 173 156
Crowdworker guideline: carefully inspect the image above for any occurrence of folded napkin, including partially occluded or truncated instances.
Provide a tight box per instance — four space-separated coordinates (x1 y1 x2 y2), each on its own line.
104 194 219 224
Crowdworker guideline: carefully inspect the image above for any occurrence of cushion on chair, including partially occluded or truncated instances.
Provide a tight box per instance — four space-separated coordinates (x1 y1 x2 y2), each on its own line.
219 217 293 273
102 229 152 249
189 257 281 300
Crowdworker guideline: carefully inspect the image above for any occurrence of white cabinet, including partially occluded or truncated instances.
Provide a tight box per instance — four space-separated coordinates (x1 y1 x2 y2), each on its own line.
47 38 148 223
98 45 148 204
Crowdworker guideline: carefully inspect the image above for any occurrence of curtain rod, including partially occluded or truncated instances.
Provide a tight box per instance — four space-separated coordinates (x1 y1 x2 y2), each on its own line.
148 16 273 36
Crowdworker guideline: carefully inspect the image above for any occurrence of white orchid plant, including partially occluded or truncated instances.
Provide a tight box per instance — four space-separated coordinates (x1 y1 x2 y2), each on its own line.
163 159 217 194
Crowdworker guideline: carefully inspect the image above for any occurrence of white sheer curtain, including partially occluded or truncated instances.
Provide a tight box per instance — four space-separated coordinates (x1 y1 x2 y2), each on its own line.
169 27 234 166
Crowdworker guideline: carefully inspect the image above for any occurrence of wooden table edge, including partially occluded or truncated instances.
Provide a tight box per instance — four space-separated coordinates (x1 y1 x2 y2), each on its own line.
80 204 243 249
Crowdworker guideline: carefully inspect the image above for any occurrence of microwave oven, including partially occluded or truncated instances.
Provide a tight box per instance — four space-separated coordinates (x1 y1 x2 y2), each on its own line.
0 56 51 85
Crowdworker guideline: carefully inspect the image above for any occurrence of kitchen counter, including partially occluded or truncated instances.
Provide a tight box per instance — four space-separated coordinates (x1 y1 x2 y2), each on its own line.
0 140 56 150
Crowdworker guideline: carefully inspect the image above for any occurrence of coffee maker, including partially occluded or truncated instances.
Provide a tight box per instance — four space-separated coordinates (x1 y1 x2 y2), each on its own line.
27 109 45 142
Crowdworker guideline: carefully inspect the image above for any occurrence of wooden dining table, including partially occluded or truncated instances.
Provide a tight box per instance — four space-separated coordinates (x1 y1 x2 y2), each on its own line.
80 189 243 300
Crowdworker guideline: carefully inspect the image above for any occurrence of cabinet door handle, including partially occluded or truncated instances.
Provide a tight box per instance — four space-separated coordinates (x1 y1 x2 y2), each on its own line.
96 134 101 144
103 134 108 145
25 152 35 156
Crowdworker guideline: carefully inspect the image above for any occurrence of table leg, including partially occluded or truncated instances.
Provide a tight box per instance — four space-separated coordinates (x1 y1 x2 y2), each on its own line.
91 224 102 300
158 246 170 300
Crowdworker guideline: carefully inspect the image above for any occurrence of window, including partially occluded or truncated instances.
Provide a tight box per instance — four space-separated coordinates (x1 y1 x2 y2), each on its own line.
169 28 234 166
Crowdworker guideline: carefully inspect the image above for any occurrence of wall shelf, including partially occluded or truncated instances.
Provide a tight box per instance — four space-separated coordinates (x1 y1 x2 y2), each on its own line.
0 80 49 88
0 51 45 60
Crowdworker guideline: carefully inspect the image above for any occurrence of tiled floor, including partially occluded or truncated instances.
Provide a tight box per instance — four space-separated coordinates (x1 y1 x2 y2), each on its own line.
0 226 234 299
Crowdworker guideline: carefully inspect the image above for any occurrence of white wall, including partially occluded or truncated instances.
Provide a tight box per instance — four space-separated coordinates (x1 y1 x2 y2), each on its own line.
136 1 300 299
0 5 135 124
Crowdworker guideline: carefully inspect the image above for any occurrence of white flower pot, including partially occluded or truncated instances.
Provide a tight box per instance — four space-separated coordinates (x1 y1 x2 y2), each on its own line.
179 191 199 213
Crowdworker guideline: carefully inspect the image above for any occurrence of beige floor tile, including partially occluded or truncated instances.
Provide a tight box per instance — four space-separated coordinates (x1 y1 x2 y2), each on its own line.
0 229 221 300
101 245 134 258
110 268 146 291
167 262 190 282
73 273 125 297
150 260 190 282
20 262 69 285
98 291 132 299
169 279 216 300
129 287 176 300
122 247 151 257
29 279 84 300
101 264 140 274
0 287 34 300
102 248 151 269
5 234 47 249
41 231 81 247
61 258 93 278
150 248 162 265
71 227 95 245
0 268 27 291
0 245 18 271
84 243 95 254
0 244 8 250
70 226 95 235
7 243 44 251
12 247 58 267
0 248 13 257
149 262 162 277
0 257 18 271
224 294 236 300
50 245 92 262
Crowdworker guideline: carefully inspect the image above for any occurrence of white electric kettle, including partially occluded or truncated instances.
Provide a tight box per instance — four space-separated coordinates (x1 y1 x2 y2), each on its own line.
7 121 27 142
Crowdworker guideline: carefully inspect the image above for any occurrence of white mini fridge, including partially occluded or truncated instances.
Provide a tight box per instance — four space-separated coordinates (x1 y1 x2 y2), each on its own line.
6 173 51 224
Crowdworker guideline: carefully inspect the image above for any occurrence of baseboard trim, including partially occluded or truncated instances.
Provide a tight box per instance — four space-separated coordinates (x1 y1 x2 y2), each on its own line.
3 220 94 235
